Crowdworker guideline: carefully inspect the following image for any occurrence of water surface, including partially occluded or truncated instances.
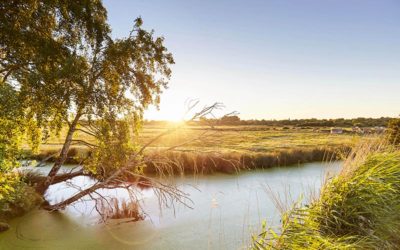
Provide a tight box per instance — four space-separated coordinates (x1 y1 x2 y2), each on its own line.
0 162 341 250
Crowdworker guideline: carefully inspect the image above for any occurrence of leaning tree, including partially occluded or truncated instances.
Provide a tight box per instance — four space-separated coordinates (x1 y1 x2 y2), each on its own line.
0 0 201 212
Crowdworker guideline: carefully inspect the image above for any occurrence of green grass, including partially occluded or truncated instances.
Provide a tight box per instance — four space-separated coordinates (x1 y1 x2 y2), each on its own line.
252 141 400 249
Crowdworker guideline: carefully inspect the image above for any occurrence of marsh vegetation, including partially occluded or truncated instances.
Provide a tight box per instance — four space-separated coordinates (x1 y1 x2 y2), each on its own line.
252 135 400 249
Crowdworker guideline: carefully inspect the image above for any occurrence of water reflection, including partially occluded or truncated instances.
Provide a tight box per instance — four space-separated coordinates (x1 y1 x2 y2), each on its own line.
0 162 341 250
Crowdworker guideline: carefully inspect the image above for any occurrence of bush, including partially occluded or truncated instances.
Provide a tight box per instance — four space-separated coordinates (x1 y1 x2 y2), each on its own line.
387 118 400 145
0 173 42 220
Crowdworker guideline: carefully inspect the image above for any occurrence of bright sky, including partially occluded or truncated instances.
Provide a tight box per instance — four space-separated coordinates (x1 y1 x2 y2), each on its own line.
103 0 400 121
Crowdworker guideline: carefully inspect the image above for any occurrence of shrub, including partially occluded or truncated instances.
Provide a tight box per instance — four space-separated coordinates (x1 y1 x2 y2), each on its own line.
387 118 400 146
0 173 42 220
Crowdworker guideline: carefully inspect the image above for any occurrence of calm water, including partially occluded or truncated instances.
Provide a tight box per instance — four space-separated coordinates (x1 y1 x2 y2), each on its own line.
0 162 341 250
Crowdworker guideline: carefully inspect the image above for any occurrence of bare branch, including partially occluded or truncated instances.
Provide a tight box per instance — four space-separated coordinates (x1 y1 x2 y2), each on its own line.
71 139 98 148
75 128 97 137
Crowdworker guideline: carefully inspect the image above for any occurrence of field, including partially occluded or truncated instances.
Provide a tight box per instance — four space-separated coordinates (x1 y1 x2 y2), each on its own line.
38 125 362 154
28 125 367 174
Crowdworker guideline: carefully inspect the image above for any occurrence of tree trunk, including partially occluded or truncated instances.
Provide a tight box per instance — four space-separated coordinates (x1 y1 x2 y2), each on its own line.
38 111 82 194
45 160 132 210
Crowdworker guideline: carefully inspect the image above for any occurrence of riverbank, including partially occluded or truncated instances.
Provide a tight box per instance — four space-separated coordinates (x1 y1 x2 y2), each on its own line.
144 146 346 175
252 143 400 249
28 146 347 175
1 143 349 230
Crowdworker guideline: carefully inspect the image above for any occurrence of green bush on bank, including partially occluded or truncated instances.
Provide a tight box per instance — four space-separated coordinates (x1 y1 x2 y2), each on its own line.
0 173 42 222
253 150 400 249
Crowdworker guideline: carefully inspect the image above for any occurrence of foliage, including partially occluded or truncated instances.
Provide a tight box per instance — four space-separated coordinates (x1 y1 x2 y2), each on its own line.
219 115 241 125
1 0 174 199
0 83 42 220
86 118 140 178
0 174 19 202
0 0 110 132
0 84 24 172
252 149 400 249
0 173 42 220
387 118 400 145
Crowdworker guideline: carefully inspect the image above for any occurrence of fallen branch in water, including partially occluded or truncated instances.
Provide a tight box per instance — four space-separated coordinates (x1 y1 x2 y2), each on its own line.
42 102 234 221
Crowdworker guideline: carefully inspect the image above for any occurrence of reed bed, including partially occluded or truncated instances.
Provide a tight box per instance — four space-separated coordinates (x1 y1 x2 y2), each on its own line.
30 146 346 176
144 147 345 175
252 139 400 249
96 198 144 222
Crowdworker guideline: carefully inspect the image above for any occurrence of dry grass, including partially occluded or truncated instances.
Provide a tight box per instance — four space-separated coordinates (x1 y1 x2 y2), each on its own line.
24 125 363 174
144 146 346 175
96 198 144 222
32 125 361 155
137 125 361 153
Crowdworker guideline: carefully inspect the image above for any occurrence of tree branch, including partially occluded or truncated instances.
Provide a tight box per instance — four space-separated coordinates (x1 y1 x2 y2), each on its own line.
71 139 98 148
75 128 97 137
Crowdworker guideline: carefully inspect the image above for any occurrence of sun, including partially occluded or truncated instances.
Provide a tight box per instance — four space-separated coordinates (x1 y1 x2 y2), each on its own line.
144 105 186 122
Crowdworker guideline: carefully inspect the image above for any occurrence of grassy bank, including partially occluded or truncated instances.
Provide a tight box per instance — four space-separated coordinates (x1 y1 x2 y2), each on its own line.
252 142 400 249
28 146 347 175
144 147 346 175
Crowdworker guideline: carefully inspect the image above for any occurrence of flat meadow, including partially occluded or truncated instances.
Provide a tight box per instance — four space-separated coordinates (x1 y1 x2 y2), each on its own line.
36 124 361 155
31 125 368 174
138 125 360 153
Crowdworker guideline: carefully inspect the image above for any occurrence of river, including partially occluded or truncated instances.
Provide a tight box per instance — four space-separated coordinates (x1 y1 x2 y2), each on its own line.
0 161 341 250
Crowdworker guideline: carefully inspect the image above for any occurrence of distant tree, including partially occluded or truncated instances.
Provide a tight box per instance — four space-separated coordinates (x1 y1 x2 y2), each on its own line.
387 118 400 146
220 115 240 125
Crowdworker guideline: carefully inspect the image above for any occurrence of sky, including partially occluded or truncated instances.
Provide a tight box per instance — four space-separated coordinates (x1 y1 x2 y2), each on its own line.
103 0 400 121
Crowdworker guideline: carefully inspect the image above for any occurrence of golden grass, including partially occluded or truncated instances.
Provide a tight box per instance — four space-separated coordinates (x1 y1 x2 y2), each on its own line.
26 125 367 174
34 125 361 154
96 198 144 222
144 147 345 175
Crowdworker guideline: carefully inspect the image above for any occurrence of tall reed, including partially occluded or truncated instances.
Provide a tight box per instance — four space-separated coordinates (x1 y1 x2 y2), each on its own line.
144 147 344 176
252 138 400 249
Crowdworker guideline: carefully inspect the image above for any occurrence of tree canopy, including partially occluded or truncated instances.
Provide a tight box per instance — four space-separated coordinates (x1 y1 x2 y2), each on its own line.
1 0 175 210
